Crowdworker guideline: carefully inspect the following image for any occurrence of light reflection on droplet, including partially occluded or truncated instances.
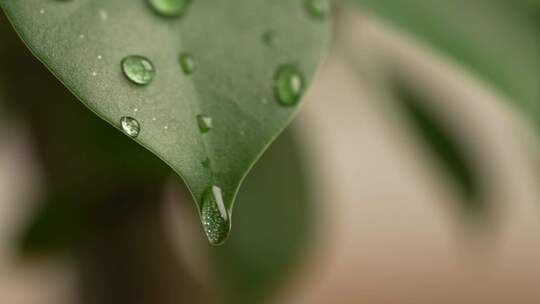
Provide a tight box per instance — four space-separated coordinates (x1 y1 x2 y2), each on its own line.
99 9 108 20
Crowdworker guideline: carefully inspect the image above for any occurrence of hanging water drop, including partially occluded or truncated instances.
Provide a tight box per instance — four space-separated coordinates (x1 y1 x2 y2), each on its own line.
201 185 230 245
120 116 140 138
305 0 329 20
197 114 213 133
179 53 195 75
148 0 191 17
274 64 305 106
121 55 155 85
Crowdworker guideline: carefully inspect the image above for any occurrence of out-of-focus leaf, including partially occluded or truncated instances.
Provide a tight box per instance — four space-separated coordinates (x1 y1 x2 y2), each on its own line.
76 183 213 304
0 0 328 241
18 191 87 256
351 0 540 126
213 129 313 304
0 16 172 255
393 81 485 216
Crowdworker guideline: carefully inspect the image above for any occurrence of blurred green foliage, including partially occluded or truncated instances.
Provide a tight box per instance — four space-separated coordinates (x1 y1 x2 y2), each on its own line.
353 0 540 127
392 80 485 219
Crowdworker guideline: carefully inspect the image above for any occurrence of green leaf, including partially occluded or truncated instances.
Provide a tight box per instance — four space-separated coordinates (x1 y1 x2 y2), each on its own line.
392 80 486 218
0 0 328 242
18 191 87 256
351 0 540 125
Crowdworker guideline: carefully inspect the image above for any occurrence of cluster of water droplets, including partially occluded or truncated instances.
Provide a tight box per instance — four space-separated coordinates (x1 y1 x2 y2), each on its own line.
70 0 328 245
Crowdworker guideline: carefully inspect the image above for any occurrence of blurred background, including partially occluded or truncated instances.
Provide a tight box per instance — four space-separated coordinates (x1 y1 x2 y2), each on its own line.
2 1 540 303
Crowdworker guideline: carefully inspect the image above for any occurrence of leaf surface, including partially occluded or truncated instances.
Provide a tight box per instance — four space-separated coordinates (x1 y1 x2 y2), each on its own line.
0 0 328 238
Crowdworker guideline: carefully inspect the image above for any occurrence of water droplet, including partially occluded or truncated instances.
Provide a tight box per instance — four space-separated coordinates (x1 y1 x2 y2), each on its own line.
164 125 169 130
178 53 195 75
274 65 305 106
97 55 103 60
262 30 277 47
201 185 230 245
148 0 191 17
305 0 329 19
201 157 211 168
152 117 157 121
39 9 45 14
121 55 155 85
120 116 140 138
197 114 213 133
134 108 139 112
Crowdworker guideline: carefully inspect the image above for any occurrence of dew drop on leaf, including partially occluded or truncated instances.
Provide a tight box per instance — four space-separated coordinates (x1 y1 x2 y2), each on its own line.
197 114 213 133
178 52 195 75
201 185 230 246
121 55 155 85
148 0 191 17
305 0 329 20
274 64 304 106
120 116 140 138
201 157 211 168
262 30 277 47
